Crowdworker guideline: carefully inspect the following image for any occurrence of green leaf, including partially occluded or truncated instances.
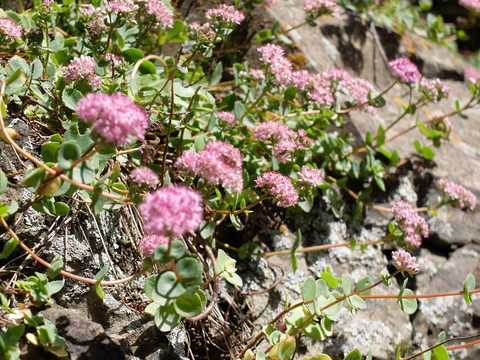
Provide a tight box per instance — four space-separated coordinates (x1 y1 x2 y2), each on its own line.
463 273 475 306
23 168 46 190
156 270 187 299
0 169 7 194
377 125 385 146
57 141 82 171
174 292 203 317
342 275 351 296
154 304 181 332
348 294 367 310
209 61 223 85
421 146 435 160
437 331 446 343
302 276 318 315
54 202 70 216
433 345 449 360
277 335 296 360
413 140 422 152
0 292 16 314
0 237 18 260
344 348 362 360
41 142 61 163
46 256 64 279
354 275 373 296
199 221 215 239
365 131 373 146
302 355 333 360
46 280 64 296
153 240 185 264
123 48 145 63
321 268 339 289
291 229 301 273
62 88 82 111
397 288 417 314
94 263 109 282
390 150 399 166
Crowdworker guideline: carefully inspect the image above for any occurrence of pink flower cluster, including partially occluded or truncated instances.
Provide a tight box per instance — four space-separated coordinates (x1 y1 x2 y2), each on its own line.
436 179 477 210
293 67 377 113
238 68 266 80
0 17 23 41
256 171 299 207
215 111 236 125
459 0 480 12
76 92 148 146
104 0 138 14
392 200 429 248
388 58 421 84
189 22 217 43
392 249 420 276
175 141 244 193
64 55 103 88
419 77 451 103
140 185 203 237
265 0 278 6
257 44 293 86
139 234 169 256
145 0 174 30
297 165 325 190
206 5 245 25
304 0 341 17
253 121 313 162
130 167 159 188
106 53 122 66
464 65 480 84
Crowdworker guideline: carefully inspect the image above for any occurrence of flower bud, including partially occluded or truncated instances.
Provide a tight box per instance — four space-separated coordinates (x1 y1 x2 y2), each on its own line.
36 176 61 196
0 128 19 143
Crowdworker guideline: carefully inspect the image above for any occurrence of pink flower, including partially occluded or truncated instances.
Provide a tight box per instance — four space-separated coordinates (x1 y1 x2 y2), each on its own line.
256 172 299 207
139 234 169 256
304 0 341 17
106 53 122 66
0 17 23 41
388 58 421 84
392 249 420 276
76 92 148 146
297 165 325 190
104 0 138 14
216 111 236 125
348 77 377 115
257 44 293 86
392 200 429 248
419 77 451 103
265 0 278 5
130 167 159 188
464 65 480 84
437 179 477 210
64 55 103 88
459 0 480 12
253 122 313 162
175 141 244 193
239 68 266 80
275 307 289 332
140 185 203 237
206 4 245 25
145 0 174 30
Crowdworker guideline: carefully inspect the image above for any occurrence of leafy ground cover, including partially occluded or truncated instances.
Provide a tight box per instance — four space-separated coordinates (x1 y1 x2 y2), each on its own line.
1 0 480 359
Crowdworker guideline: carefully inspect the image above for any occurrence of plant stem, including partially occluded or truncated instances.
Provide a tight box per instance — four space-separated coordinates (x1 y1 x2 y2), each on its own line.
239 85 270 122
0 216 146 286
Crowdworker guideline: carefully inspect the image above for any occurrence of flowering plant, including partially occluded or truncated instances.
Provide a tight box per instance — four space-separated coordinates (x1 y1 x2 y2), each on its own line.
0 1 479 359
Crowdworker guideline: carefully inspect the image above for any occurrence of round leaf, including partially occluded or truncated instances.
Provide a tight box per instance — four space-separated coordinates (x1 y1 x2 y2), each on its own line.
58 141 81 171
397 288 417 314
156 271 186 299
154 304 181 332
174 292 203 317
